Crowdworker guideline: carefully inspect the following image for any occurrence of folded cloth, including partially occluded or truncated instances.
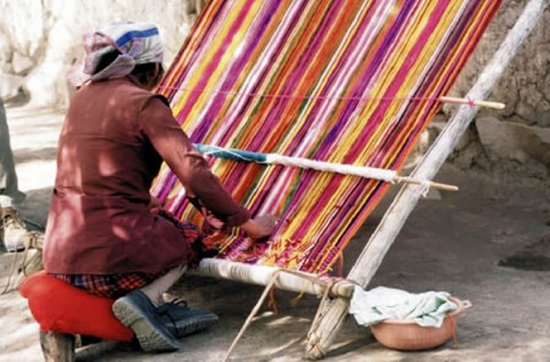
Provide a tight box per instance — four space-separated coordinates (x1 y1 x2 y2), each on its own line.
349 286 457 328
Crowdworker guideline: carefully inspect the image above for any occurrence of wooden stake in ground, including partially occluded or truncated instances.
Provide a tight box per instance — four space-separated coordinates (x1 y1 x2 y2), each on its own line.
303 0 550 359
40 331 75 362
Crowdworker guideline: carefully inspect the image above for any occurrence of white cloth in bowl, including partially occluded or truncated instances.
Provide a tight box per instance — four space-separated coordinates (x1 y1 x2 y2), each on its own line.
349 286 458 328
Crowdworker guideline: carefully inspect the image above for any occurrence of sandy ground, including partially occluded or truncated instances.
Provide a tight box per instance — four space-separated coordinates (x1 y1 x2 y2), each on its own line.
1 104 549 362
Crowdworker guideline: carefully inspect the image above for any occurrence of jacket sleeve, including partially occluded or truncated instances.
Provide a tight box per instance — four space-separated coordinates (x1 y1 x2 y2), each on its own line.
137 95 250 227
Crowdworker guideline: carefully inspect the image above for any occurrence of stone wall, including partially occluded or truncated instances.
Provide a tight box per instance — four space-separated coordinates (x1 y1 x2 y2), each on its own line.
0 0 548 177
441 1 550 180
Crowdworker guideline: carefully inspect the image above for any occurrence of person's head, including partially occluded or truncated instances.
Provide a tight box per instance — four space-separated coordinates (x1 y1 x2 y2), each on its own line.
70 22 165 89
93 48 165 90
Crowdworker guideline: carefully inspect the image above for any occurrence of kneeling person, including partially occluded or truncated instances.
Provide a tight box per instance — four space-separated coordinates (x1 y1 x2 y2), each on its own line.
43 22 276 352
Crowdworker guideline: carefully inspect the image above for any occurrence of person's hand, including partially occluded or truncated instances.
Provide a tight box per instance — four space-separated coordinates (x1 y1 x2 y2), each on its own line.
241 214 278 239
148 195 162 209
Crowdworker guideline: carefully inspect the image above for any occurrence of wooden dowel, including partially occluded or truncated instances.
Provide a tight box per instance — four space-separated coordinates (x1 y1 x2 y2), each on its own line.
197 144 458 191
394 176 459 191
439 96 505 109
222 272 281 362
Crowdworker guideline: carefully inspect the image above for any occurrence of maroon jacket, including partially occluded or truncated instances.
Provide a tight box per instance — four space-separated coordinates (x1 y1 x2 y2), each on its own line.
44 76 249 275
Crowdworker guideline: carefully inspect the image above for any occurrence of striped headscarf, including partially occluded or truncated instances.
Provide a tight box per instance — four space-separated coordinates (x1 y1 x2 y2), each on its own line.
68 22 164 87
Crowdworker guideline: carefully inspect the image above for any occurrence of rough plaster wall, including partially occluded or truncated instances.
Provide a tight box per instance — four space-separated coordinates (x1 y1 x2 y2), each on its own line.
440 1 550 180
0 0 199 104
450 0 550 127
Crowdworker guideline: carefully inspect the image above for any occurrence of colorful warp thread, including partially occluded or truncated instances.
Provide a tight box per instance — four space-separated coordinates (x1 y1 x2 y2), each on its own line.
151 0 502 274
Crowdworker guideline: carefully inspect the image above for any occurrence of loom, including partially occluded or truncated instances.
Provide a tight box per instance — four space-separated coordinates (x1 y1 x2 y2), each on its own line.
153 0 501 275
26 0 549 360
152 0 548 359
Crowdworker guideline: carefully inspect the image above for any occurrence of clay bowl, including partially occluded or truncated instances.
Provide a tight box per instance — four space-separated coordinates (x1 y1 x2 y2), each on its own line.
370 297 472 351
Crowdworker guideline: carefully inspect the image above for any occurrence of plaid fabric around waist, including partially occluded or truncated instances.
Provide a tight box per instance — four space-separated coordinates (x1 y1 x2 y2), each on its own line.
49 208 218 299
51 271 167 299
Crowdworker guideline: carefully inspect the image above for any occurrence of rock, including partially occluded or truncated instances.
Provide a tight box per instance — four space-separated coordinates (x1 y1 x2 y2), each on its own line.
24 62 69 106
0 72 26 99
403 129 431 170
491 75 518 118
423 188 442 201
452 142 484 169
498 234 550 271
454 130 470 152
428 119 471 152
510 150 530 164
516 85 546 125
536 110 550 128
543 150 550 166
476 117 550 167
11 52 34 75
0 38 11 73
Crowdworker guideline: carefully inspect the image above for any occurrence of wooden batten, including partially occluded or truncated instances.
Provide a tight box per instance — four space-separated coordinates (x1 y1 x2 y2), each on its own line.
192 258 356 298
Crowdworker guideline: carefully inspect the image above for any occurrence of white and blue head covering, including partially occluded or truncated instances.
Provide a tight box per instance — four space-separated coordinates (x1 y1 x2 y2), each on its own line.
68 22 164 87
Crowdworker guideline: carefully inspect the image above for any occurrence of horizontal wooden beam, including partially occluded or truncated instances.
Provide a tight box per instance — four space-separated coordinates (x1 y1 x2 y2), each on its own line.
191 258 355 298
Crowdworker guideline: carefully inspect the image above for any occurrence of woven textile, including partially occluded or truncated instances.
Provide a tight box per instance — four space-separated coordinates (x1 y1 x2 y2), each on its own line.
152 0 502 274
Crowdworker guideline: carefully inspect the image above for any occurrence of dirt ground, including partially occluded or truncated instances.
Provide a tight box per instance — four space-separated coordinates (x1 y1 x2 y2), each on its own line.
1 104 549 362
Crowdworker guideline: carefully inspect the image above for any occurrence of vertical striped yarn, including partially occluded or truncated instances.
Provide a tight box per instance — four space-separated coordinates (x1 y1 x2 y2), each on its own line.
152 0 502 274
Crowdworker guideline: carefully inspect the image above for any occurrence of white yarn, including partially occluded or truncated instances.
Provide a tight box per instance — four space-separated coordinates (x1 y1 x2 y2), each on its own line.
266 154 397 181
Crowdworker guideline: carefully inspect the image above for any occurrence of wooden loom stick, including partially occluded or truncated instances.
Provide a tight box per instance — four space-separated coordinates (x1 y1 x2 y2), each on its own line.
191 259 356 298
304 0 549 359
439 96 505 109
393 176 458 192
195 144 459 191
